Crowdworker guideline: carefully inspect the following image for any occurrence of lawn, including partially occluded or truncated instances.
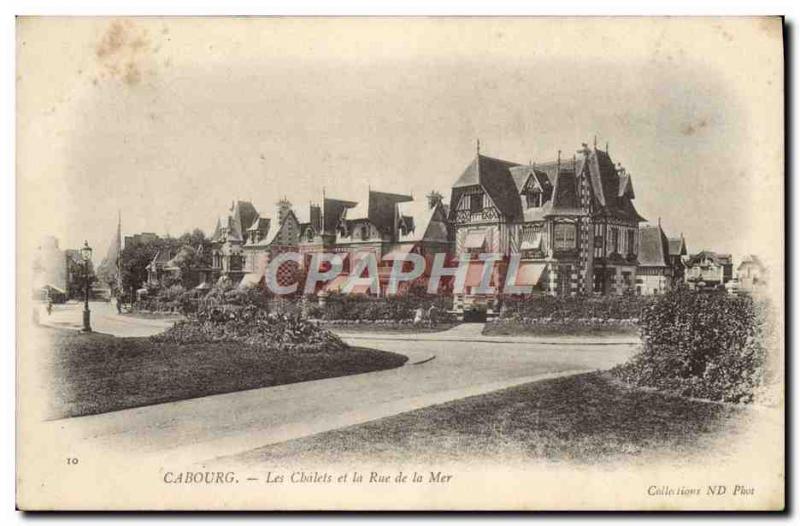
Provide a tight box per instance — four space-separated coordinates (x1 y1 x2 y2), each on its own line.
41 328 407 419
483 320 640 337
233 371 745 465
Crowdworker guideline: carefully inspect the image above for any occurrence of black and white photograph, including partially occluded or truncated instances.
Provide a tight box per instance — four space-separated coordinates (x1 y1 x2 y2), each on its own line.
14 15 785 511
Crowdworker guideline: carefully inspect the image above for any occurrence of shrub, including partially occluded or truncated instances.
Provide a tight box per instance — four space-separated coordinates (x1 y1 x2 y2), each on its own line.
499 294 653 321
152 292 347 352
613 287 768 403
317 293 456 323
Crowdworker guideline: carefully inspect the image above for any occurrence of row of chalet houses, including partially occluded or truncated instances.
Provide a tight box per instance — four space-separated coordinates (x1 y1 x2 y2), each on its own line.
206 190 451 295
169 139 765 309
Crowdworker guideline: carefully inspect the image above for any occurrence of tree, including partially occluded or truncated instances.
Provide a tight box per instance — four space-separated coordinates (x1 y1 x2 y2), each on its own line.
120 229 213 297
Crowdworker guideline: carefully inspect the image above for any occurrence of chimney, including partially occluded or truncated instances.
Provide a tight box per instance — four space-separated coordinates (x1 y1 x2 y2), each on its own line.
426 190 444 209
277 197 292 225
310 204 322 232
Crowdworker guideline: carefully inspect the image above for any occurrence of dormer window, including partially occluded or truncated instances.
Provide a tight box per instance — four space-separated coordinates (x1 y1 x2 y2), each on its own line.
359 225 369 241
526 189 543 208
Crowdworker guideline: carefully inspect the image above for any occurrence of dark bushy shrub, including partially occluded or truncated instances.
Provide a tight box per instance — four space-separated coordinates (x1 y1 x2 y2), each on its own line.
317 293 456 323
613 287 768 403
153 293 347 352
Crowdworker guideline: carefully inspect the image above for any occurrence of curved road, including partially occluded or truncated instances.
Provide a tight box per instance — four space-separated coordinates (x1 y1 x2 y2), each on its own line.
41 302 640 465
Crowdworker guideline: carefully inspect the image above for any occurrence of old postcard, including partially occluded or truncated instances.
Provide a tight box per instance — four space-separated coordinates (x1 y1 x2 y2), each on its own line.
16 16 784 510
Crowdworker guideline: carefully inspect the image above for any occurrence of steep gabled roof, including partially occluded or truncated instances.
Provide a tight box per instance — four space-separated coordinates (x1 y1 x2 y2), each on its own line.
396 200 449 243
638 224 669 267
509 165 553 194
546 169 585 216
737 255 765 271
452 154 526 221
247 209 300 247
667 236 687 257
323 197 357 235
164 245 195 270
450 146 645 223
147 249 172 270
688 250 733 267
344 190 413 235
247 215 271 232
211 200 259 244
618 172 635 198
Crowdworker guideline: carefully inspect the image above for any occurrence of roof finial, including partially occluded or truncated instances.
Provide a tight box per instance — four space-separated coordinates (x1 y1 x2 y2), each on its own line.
593 135 597 149
557 150 561 170
605 141 609 155
658 216 661 227
476 138 481 155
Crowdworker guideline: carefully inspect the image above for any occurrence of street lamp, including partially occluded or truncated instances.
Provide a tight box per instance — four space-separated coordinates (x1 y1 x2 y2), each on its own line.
80 240 93 333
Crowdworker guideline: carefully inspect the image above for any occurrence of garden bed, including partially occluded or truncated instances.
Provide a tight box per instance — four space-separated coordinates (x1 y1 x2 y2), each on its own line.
41 328 408 419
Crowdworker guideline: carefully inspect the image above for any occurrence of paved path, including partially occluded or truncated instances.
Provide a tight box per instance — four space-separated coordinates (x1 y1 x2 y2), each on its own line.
44 319 640 465
38 301 180 337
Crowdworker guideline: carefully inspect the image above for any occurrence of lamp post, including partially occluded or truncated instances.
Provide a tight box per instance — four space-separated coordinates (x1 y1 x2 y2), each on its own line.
80 240 93 333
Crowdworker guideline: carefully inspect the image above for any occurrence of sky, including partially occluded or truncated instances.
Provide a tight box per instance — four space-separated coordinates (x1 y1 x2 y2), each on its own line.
17 17 783 269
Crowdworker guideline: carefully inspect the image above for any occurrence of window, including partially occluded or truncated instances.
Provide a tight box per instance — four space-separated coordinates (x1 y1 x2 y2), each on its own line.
553 223 576 250
626 229 636 255
469 193 483 213
610 228 619 253
526 189 543 208
359 225 369 241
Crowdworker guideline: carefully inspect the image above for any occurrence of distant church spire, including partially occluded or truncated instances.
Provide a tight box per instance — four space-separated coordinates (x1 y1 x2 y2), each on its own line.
476 138 481 155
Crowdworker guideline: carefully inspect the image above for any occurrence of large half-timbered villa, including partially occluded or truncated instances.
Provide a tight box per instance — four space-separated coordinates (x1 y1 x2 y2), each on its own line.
180 139 701 314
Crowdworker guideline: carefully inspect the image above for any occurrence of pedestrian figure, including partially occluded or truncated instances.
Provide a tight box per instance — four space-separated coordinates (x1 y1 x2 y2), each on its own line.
413 307 424 325
428 305 436 324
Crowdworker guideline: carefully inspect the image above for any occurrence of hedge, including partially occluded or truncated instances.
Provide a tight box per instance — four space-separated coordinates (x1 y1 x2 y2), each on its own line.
498 294 655 321
613 287 768 403
308 293 457 324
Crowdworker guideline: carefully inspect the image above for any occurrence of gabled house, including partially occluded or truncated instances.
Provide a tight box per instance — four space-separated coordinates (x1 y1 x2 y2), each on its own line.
297 197 357 263
209 200 258 284
736 255 768 294
380 192 452 294
685 250 733 291
636 223 672 295
162 245 205 289
331 190 413 279
448 140 645 311
667 234 688 282
240 198 302 289
146 249 172 286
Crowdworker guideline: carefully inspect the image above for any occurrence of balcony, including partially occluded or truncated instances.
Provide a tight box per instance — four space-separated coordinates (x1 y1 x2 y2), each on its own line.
455 207 500 223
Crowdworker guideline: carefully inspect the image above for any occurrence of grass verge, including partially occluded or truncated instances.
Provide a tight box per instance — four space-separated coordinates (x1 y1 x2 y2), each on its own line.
234 371 744 465
41 328 407 419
